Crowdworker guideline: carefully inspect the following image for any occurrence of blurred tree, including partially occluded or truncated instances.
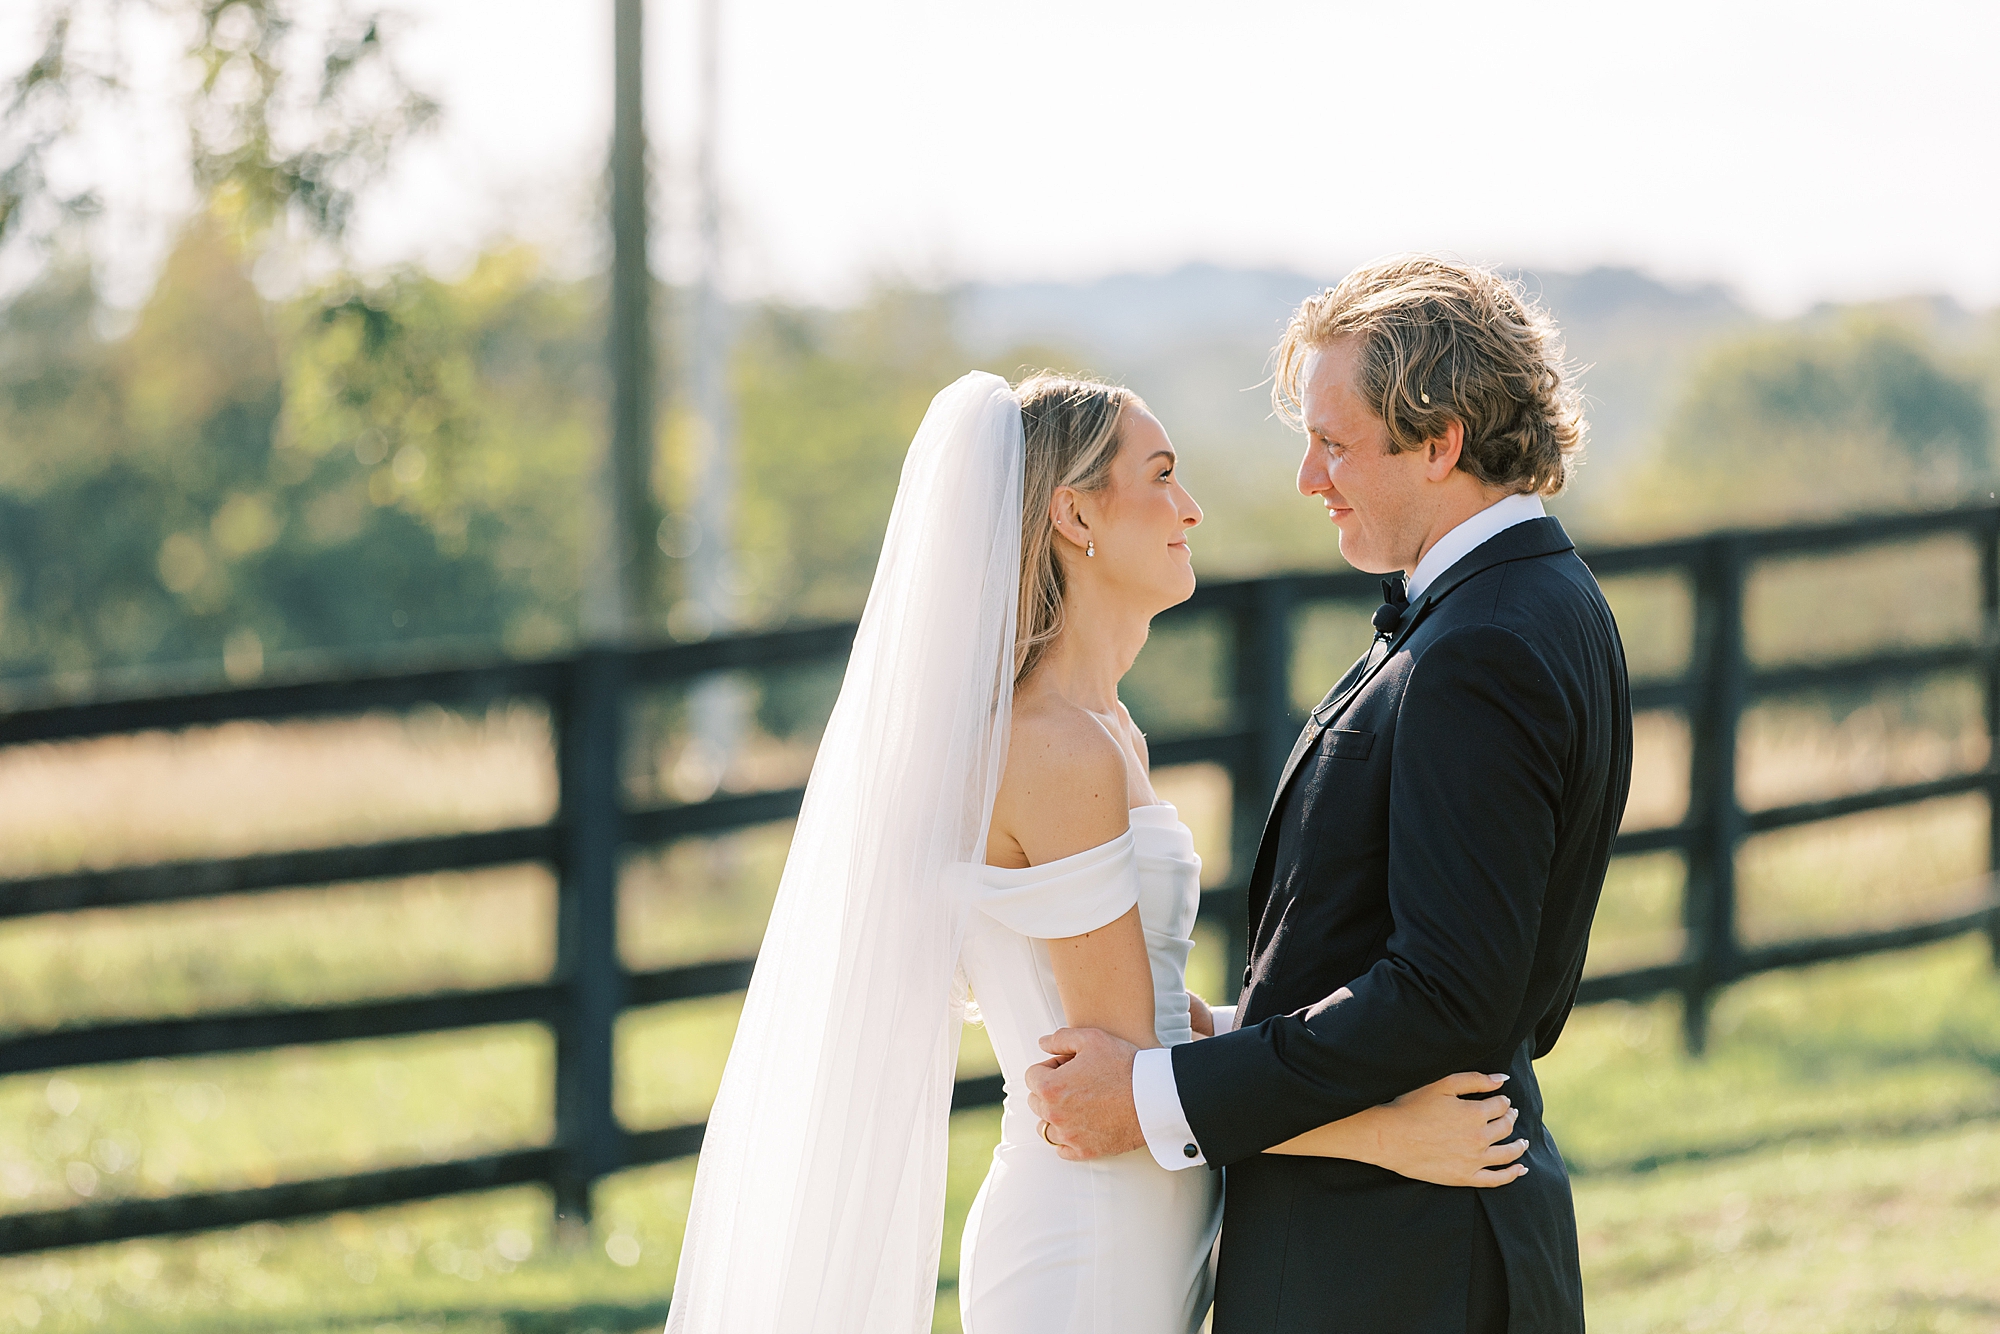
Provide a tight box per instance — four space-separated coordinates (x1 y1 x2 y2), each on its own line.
0 1 640 688
0 223 599 683
716 288 969 628
2 0 436 256
0 217 294 679
275 246 602 658
1974 308 2000 437
0 259 153 678
0 228 1028 689
1619 316 1995 532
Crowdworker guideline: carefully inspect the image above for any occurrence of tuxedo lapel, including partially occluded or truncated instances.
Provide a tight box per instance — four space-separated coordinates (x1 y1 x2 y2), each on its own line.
1257 517 1577 827
1263 645 1375 818
1310 608 1419 728
1262 612 1412 812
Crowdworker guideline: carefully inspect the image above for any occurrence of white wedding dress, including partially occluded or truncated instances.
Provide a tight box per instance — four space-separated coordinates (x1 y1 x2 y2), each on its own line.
957 802 1224 1334
672 373 1211 1334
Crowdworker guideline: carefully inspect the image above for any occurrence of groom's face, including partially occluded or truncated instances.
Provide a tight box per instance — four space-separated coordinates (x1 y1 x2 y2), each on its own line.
1296 339 1432 575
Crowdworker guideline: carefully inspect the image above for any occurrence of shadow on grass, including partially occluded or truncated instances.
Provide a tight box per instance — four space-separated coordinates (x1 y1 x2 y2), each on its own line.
1892 1290 2000 1319
157 1300 675 1334
178 1285 966 1334
1568 1099 2000 1176
1747 1030 2000 1083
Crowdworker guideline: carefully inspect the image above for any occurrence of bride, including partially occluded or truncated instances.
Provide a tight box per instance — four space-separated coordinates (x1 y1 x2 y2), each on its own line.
666 372 1526 1334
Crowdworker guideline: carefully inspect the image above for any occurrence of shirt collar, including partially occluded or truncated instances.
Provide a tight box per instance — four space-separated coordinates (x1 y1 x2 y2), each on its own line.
1404 492 1547 603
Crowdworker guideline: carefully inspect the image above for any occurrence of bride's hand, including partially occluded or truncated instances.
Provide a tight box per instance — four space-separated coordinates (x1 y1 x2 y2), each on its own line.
1187 992 1214 1038
1357 1072 1527 1188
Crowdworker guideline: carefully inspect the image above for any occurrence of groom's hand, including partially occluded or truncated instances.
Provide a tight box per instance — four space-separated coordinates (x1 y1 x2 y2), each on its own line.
1024 1027 1146 1161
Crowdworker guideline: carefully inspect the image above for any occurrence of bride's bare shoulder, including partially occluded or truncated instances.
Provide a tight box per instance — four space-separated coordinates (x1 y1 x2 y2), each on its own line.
1006 697 1125 794
991 697 1130 866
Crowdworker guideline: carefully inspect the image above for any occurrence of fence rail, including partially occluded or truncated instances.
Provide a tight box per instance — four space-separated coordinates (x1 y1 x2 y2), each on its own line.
4 504 2000 1254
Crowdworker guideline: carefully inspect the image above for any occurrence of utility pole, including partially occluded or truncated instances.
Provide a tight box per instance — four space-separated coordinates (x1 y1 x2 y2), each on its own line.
678 0 745 800
690 0 735 635
559 0 651 1248
594 0 657 642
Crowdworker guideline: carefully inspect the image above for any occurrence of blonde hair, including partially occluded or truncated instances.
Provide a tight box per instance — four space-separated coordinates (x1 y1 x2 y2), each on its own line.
1013 372 1137 686
1272 255 1585 496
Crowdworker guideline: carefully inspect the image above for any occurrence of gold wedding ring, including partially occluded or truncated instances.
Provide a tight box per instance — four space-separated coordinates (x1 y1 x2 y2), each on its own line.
1038 1120 1058 1147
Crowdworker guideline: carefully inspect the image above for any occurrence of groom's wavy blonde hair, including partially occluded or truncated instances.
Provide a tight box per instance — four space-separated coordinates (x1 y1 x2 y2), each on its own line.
1273 255 1586 496
1012 372 1138 687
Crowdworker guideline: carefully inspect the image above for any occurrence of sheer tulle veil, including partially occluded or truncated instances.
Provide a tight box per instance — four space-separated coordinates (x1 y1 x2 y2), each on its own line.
666 372 1025 1333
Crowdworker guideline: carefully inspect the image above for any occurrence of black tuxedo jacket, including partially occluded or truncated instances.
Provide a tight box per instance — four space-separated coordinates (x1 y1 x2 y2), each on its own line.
1174 516 1632 1333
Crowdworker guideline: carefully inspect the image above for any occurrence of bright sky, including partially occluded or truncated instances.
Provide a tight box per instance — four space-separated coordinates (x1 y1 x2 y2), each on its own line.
7 0 1999 313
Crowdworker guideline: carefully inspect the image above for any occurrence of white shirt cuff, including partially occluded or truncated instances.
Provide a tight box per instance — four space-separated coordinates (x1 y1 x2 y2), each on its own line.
1132 1046 1207 1170
1210 1005 1238 1035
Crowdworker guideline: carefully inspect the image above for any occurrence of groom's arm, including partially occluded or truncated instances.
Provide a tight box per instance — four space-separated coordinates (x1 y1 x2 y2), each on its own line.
1169 623 1570 1167
1129 1003 1236 1169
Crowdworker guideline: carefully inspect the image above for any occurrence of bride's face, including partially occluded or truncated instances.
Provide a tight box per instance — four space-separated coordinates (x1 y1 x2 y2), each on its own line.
1058 407 1203 612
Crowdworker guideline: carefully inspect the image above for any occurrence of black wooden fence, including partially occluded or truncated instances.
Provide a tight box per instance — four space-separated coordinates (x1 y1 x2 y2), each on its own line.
3 505 1999 1256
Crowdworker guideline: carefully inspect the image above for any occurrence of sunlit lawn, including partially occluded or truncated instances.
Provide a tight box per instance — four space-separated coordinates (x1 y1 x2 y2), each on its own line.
3 620 1999 1333
2 937 1997 1334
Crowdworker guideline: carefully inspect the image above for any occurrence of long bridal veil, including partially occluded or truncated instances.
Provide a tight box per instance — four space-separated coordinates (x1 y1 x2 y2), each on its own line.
667 372 1024 1334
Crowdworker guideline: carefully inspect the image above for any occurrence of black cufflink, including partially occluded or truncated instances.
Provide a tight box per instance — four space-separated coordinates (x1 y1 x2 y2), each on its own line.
1183 1143 1199 1159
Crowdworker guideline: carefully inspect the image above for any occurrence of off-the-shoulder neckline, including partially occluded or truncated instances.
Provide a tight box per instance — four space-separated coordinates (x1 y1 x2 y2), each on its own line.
979 802 1184 877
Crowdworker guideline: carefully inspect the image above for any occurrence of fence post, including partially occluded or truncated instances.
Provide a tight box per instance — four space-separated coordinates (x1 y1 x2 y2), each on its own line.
1681 537 1747 1054
1224 579 1295 1002
1980 515 2000 968
552 648 628 1240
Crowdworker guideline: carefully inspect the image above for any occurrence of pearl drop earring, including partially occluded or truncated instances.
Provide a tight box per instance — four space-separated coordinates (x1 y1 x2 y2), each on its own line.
1086 540 1095 557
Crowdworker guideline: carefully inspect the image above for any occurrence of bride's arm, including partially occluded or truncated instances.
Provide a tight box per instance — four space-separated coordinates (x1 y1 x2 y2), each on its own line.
992 707 1160 1051
1184 1007 1521 1181
1032 732 1160 1056
1046 906 1159 1050
1199 985 1525 1185
1264 1070 1528 1187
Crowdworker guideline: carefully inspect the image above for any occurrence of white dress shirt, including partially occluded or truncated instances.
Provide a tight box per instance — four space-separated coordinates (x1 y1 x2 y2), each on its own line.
1130 491 1548 1171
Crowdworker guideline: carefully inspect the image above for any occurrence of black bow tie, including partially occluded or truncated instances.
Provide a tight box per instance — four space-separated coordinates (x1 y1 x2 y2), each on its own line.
1371 575 1409 636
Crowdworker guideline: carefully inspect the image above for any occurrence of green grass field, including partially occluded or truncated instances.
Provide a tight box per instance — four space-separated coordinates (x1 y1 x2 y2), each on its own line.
3 623 1999 1333
3 937 1996 1334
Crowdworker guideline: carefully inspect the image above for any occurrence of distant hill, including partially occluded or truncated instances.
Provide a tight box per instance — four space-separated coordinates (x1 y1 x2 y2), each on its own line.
954 264 1319 363
951 263 1755 561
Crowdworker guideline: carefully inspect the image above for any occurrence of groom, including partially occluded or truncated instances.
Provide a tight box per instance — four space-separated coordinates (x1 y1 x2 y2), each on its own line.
1027 256 1633 1333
